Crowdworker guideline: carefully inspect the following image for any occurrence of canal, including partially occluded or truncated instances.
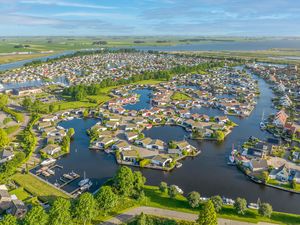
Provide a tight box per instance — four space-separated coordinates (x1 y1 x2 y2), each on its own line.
49 71 300 214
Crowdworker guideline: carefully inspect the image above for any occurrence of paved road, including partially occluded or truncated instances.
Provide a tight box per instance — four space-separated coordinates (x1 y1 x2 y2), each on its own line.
100 206 276 225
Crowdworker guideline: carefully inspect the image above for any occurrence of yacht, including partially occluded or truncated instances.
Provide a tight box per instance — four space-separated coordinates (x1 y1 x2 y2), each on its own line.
260 122 266 130
41 158 56 166
78 178 90 187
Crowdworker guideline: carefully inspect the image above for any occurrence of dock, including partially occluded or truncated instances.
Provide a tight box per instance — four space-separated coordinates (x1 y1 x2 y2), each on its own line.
59 173 80 188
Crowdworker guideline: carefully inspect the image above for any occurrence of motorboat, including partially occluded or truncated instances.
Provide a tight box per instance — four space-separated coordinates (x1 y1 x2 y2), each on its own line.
41 158 56 166
248 203 259 210
78 178 90 187
260 122 266 130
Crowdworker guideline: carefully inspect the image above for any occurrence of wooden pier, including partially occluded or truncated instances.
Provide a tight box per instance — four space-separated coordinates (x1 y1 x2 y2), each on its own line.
59 173 80 188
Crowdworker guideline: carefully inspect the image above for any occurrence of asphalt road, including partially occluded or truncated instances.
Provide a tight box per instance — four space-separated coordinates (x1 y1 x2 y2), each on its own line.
100 206 276 225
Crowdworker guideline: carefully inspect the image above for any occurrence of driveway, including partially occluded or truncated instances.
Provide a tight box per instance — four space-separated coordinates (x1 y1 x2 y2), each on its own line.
100 206 276 225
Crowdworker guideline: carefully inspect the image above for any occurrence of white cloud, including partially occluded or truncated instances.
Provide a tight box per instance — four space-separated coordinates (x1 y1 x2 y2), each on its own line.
20 0 116 9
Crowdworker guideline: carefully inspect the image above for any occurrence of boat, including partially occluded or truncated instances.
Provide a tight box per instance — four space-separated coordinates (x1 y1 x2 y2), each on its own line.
78 178 90 187
260 110 266 130
260 122 266 130
200 197 209 201
79 181 93 191
248 203 259 209
47 169 55 175
0 83 4 90
63 173 73 180
173 185 183 194
42 171 50 177
78 171 90 186
222 197 235 205
41 158 56 166
176 162 183 168
70 171 79 178
227 155 235 165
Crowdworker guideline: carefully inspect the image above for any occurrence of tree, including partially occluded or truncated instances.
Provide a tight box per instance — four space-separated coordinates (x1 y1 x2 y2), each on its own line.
258 203 273 218
83 109 89 118
73 192 97 225
197 200 217 225
67 128 75 137
113 166 134 196
23 205 48 225
0 128 9 148
210 195 223 213
49 198 73 225
168 185 179 198
291 179 297 189
262 171 269 183
187 191 201 208
234 197 247 215
215 130 225 141
95 186 118 213
49 104 55 113
0 214 17 225
133 171 146 192
0 94 8 108
159 182 168 193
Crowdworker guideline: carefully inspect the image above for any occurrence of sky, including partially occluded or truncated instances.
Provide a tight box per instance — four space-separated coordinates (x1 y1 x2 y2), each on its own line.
0 0 300 36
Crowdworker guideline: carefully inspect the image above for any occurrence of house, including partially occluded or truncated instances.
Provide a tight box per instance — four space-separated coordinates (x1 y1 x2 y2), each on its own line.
150 139 165 150
247 142 271 159
0 150 15 164
90 124 107 132
174 141 196 153
273 110 288 127
112 141 131 151
136 138 152 149
125 132 139 142
105 121 119 129
47 136 62 144
42 115 58 122
43 127 57 136
151 155 172 167
0 185 11 212
13 86 42 96
124 123 138 131
121 150 139 162
93 137 116 149
40 144 61 156
249 159 268 172
215 116 229 124
37 122 52 131
269 165 289 182
8 198 27 219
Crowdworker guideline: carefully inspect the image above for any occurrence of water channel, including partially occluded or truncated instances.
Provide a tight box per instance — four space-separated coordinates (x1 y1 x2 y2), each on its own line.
36 70 300 214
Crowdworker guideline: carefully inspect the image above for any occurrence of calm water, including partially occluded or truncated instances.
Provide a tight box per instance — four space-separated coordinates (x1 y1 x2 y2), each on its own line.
123 89 152 110
45 71 300 214
135 39 300 51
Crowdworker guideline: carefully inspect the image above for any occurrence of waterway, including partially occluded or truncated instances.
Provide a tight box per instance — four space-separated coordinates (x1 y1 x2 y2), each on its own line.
43 70 300 214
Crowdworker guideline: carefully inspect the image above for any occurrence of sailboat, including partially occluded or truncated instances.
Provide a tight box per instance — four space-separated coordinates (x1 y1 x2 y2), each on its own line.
260 110 266 130
78 171 90 187
227 144 236 165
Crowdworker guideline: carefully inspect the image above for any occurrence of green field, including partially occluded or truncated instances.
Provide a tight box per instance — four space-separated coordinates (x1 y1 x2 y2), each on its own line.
143 185 300 225
12 173 70 202
171 92 192 101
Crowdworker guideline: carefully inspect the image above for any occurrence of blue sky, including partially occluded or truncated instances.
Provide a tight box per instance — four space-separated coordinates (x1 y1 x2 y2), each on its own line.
0 0 300 36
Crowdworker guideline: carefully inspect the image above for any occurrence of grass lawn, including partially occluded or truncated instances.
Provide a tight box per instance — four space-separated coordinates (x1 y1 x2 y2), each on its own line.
142 185 300 225
12 173 70 203
171 92 192 101
9 187 31 201
92 197 138 224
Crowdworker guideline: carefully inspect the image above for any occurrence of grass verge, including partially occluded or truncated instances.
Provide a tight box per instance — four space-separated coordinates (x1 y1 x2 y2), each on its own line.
12 173 69 203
